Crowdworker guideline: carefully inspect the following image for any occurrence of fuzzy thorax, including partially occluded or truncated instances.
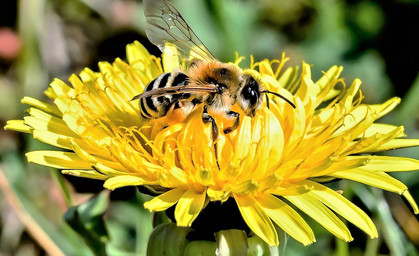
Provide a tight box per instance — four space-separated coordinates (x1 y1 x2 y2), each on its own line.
188 60 242 114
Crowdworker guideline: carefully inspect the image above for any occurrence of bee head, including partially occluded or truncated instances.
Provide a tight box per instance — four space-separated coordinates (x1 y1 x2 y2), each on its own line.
237 73 264 117
238 71 296 117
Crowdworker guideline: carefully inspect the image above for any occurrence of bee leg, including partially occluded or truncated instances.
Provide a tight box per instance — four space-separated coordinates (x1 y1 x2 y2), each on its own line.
202 106 219 140
223 111 240 134
202 106 220 170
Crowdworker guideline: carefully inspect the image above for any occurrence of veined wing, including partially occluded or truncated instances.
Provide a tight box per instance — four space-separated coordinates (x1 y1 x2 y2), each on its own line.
131 84 218 100
143 0 216 62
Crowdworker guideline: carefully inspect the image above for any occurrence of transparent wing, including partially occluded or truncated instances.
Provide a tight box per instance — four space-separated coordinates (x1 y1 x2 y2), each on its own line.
143 0 216 62
131 84 218 100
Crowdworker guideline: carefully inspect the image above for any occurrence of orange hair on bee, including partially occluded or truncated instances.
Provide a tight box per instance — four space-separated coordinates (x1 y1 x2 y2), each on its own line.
166 103 191 125
187 60 241 86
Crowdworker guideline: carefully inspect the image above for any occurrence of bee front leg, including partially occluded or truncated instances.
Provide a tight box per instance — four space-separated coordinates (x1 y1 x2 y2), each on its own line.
202 105 219 140
223 111 240 134
202 106 220 170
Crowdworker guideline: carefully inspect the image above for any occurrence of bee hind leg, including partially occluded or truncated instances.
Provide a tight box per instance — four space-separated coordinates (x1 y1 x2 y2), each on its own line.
223 111 240 134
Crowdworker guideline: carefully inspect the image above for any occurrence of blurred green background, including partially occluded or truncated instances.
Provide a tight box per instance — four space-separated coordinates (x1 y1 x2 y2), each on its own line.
0 0 419 255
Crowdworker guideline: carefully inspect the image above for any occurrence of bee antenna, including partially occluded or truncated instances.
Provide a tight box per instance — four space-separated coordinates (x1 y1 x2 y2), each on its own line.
262 90 296 109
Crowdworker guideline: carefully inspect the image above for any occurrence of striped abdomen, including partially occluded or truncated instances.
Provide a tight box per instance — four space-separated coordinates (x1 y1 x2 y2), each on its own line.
140 71 190 119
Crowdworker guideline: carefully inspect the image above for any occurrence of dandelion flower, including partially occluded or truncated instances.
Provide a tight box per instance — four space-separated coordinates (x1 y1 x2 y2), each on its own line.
5 41 419 246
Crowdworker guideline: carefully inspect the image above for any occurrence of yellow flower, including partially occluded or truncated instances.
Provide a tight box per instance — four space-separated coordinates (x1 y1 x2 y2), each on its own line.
5 41 419 246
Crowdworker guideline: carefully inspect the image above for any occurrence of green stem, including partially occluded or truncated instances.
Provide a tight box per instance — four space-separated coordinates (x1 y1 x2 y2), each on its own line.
51 170 74 207
335 237 349 256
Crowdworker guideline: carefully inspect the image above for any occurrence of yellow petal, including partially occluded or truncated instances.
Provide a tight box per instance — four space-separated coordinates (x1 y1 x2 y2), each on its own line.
295 63 314 104
257 194 315 245
126 41 151 65
313 65 343 103
270 183 313 196
370 97 400 119
92 163 130 177
282 98 306 154
331 170 407 194
50 78 74 100
144 187 186 212
233 116 252 162
79 67 98 83
361 123 405 138
24 109 78 137
341 79 362 109
240 113 262 173
348 126 405 154
332 105 374 138
259 59 275 77
21 96 62 117
32 130 72 150
62 170 107 180
284 193 353 242
234 194 278 246
358 156 419 172
303 180 377 238
313 156 371 177
26 151 92 169
277 66 299 91
260 109 284 175
175 189 207 227
126 41 162 76
4 120 32 133
160 167 188 187
195 168 214 187
231 180 259 194
374 139 419 151
402 190 419 214
104 175 146 190
206 188 230 202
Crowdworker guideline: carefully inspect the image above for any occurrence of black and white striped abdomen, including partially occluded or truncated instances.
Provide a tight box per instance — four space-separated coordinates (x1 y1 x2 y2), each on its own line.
140 71 189 119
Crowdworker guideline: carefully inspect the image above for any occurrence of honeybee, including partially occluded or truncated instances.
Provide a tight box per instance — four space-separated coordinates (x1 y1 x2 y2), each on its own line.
133 0 295 139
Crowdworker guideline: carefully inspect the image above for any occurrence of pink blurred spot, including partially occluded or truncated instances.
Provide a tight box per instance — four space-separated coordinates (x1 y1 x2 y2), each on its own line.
0 28 22 60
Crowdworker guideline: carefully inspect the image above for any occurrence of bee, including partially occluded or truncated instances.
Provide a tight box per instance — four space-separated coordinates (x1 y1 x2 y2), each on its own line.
133 0 295 140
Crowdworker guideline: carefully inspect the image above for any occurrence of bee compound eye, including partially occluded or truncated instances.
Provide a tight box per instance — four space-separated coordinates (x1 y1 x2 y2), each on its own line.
242 85 258 107
249 77 258 87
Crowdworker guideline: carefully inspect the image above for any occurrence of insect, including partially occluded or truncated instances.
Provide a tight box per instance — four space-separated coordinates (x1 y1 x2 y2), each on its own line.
133 0 295 140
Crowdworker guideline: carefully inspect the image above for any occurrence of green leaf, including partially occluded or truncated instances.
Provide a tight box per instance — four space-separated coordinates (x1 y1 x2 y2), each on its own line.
64 191 110 256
